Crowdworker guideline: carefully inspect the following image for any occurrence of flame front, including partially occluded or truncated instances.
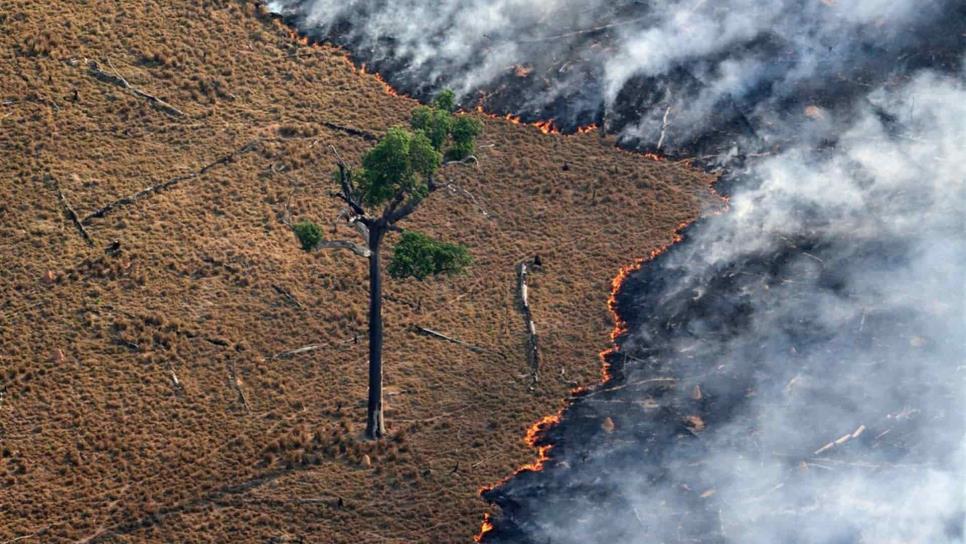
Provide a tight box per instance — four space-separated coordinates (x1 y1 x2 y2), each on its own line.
474 513 495 542
533 119 559 135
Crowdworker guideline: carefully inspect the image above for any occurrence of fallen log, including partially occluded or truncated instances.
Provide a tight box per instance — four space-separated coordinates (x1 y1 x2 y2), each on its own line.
88 60 185 118
82 141 259 224
517 262 540 386
272 283 303 309
46 175 94 246
413 325 490 354
813 424 866 455
321 121 377 141
271 344 324 360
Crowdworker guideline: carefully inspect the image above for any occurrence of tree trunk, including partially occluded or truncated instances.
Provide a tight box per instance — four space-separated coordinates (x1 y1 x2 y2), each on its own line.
365 226 387 440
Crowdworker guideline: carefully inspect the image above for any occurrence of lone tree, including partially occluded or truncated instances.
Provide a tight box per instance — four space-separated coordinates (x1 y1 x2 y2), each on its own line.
294 90 482 439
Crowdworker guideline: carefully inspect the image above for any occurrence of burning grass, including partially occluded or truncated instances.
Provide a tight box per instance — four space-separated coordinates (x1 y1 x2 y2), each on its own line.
0 1 718 542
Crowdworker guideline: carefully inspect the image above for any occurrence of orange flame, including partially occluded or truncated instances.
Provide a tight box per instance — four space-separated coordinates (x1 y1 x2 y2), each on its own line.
474 513 495 542
475 165 727 540
283 15 614 138
533 119 559 135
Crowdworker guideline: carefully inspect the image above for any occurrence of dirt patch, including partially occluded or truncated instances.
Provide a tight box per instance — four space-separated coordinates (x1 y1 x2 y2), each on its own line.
0 1 719 542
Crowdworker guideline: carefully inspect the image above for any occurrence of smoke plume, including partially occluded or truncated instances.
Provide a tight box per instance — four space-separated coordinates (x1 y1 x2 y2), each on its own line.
269 1 966 542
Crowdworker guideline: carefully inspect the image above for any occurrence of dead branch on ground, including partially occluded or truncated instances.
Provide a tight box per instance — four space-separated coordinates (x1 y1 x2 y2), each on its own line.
320 121 378 141
45 175 94 246
88 60 185 118
82 141 259 224
656 105 672 151
314 239 371 258
228 361 250 412
272 284 303 309
271 344 324 360
412 325 492 355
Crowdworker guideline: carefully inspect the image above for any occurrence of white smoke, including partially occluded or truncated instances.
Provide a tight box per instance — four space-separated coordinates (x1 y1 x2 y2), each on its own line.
646 69 966 543
269 0 957 151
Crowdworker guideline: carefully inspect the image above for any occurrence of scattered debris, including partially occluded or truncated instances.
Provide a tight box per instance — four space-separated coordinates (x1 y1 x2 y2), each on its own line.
691 384 702 400
683 415 705 433
105 240 122 257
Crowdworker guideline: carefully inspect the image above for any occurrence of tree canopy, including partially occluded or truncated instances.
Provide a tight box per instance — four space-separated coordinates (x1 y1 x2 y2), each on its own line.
352 127 440 208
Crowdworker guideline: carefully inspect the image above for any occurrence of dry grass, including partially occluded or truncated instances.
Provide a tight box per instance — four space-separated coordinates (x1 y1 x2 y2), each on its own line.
0 1 720 542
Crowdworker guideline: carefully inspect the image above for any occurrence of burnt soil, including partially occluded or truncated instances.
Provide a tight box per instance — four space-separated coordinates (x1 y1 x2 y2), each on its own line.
0 2 720 543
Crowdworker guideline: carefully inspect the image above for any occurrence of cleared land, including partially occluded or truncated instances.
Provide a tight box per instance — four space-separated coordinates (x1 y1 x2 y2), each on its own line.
0 1 719 542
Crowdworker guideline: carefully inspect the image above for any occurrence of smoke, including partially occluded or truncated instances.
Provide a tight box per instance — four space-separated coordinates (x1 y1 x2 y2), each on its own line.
269 1 966 542
269 0 962 154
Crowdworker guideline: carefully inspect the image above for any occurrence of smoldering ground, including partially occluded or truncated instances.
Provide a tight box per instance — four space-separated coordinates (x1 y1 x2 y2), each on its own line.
269 0 964 155
270 1 965 542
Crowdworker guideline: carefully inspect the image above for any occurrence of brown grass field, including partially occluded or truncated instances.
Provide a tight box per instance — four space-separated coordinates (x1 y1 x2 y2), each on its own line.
0 1 720 542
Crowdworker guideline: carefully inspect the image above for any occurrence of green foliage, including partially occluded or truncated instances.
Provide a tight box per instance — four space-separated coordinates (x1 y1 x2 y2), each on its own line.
293 220 323 251
388 231 472 280
409 89 483 160
432 89 457 113
337 89 481 214
447 116 484 160
410 105 453 151
354 127 441 207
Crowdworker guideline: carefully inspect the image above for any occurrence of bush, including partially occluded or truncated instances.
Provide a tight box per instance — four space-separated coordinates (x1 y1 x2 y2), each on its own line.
293 221 323 251
388 231 472 280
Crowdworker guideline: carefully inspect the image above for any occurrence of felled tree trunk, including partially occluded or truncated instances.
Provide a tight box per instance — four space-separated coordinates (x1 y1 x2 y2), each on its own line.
518 262 540 387
365 226 387 440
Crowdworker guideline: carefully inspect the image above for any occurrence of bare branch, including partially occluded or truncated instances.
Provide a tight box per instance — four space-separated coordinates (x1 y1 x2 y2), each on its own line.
383 194 424 225
328 145 368 219
336 208 370 241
